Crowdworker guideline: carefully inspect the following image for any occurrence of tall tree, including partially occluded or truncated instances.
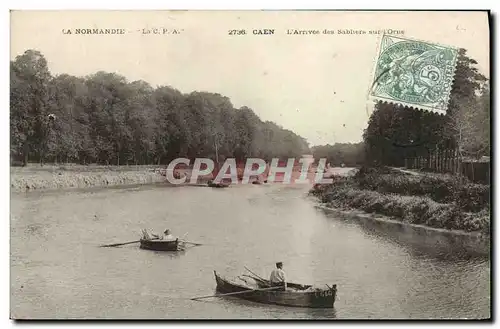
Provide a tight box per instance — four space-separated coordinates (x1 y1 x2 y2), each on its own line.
10 49 311 166
10 50 52 164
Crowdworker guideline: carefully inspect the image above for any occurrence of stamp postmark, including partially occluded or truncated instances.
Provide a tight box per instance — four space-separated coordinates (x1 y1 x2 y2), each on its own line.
369 35 459 115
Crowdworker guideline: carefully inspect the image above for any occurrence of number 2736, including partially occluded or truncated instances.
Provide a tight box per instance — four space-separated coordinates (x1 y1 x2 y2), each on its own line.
228 30 246 35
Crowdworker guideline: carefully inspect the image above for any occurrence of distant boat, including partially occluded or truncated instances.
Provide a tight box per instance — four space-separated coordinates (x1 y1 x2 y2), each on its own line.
140 238 184 251
139 229 185 251
213 271 337 308
207 180 230 188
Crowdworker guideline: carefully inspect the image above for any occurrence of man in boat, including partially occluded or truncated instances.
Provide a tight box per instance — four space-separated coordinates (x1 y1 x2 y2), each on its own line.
162 229 176 241
269 261 287 291
152 229 176 241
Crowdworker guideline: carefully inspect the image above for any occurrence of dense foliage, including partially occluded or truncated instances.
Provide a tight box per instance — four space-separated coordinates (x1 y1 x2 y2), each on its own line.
312 184 489 233
311 143 365 167
352 168 489 212
310 168 490 233
10 50 310 165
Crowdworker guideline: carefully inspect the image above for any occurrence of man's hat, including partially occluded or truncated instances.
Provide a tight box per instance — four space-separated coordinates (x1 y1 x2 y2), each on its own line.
276 261 283 266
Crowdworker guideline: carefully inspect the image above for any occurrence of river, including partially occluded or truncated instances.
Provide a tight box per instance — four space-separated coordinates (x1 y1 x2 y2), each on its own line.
10 183 490 319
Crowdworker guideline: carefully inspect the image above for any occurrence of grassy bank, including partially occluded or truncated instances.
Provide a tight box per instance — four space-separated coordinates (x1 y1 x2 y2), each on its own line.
11 164 168 192
310 167 490 234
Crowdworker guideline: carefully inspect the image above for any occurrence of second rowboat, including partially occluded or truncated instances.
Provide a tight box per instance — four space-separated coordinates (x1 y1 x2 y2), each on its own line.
213 271 337 308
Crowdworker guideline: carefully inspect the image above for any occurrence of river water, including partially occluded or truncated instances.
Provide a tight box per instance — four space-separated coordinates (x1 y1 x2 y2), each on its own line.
10 183 490 319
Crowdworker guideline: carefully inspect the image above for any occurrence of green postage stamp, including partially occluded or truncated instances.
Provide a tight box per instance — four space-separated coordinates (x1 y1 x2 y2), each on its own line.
370 35 459 115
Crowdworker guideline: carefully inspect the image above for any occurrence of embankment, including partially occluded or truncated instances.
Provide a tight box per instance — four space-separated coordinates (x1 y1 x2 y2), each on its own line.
310 167 490 251
11 165 170 192
316 205 490 257
11 163 328 192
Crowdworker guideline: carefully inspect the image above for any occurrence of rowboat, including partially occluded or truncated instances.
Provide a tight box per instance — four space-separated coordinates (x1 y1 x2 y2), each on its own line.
213 271 337 308
139 238 184 251
207 181 230 188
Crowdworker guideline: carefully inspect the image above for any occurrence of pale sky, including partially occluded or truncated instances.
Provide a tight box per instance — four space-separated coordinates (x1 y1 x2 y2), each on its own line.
10 11 490 146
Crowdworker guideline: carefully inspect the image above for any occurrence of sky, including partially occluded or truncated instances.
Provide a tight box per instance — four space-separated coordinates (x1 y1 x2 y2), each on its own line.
10 11 490 146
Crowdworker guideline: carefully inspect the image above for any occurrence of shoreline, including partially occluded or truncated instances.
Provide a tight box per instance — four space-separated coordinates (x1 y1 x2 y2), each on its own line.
315 203 490 257
314 203 489 240
308 167 490 254
10 164 346 193
9 167 291 193
310 185 489 234
10 167 171 193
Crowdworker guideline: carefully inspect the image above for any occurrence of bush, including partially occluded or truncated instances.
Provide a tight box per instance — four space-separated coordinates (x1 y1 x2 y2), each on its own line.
312 166 490 231
454 183 490 212
350 166 489 212
316 184 488 232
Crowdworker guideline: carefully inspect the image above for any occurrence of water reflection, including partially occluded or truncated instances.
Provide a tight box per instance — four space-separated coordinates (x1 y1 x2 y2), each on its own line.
212 294 338 319
11 184 490 319
142 249 188 259
317 207 490 261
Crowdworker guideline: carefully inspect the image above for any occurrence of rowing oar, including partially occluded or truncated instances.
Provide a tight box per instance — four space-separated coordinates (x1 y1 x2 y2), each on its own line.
324 284 340 301
190 286 282 301
99 238 158 248
242 274 268 284
244 266 267 282
238 276 252 285
179 240 203 246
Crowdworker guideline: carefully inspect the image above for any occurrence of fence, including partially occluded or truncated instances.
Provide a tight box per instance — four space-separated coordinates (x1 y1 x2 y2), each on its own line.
404 150 490 184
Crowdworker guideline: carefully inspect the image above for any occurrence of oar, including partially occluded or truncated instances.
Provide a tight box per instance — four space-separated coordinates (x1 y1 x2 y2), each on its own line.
242 274 261 281
190 286 282 301
100 240 141 248
244 266 267 282
179 240 203 246
237 276 252 285
243 270 312 290
325 284 340 301
242 274 268 284
100 237 158 248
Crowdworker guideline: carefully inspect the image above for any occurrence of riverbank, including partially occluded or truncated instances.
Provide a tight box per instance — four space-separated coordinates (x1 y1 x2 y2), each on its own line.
10 163 345 193
310 166 490 235
315 204 490 256
11 176 490 319
11 165 170 192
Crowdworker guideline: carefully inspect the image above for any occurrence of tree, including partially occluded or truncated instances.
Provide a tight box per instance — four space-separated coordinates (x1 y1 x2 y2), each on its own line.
10 49 311 166
47 74 90 163
153 85 186 163
444 48 488 151
311 143 365 166
10 50 52 164
450 85 490 160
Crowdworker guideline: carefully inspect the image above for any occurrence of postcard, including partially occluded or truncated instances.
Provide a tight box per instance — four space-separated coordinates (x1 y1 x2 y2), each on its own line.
10 10 490 320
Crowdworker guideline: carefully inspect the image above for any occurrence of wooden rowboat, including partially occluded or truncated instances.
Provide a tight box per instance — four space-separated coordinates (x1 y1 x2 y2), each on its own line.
214 271 337 308
139 238 184 251
207 181 230 188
